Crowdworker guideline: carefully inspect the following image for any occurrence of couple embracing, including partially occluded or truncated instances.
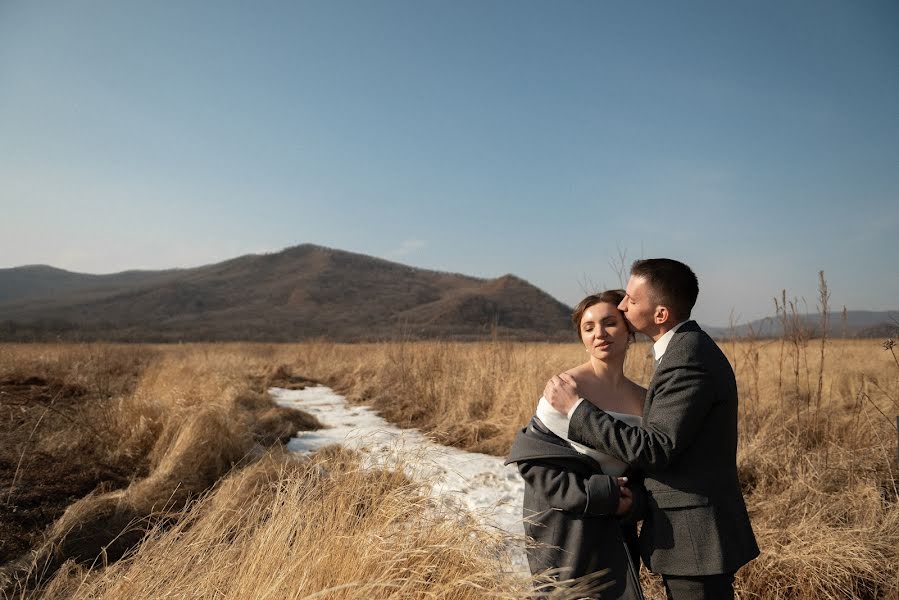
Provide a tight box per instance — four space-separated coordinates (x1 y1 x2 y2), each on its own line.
506 259 759 599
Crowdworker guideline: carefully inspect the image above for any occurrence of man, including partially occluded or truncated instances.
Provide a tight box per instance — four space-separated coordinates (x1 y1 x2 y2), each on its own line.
545 258 759 600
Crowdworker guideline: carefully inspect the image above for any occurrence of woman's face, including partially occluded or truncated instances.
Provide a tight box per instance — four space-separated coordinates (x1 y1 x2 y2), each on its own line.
579 301 630 361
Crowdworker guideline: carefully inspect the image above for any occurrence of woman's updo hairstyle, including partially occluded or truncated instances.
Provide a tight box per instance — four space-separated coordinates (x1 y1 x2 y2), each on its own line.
570 289 634 341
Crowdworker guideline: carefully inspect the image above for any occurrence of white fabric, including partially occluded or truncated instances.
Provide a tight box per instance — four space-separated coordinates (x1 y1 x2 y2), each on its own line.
537 395 577 439
566 397 585 419
652 320 688 362
535 396 642 476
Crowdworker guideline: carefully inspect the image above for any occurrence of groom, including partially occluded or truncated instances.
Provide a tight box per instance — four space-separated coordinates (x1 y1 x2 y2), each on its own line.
545 258 759 600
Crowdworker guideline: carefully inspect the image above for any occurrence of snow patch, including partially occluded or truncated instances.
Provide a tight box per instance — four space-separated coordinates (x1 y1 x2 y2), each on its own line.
270 385 528 570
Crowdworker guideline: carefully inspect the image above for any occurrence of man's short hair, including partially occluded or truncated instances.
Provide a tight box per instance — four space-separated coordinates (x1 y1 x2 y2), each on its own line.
630 258 699 321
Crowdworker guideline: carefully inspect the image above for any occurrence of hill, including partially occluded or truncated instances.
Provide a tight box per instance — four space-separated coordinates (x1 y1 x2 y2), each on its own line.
0 245 574 342
703 310 898 340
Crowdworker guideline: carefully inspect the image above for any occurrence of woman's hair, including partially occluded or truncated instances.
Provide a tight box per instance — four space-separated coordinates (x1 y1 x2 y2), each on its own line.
571 289 634 340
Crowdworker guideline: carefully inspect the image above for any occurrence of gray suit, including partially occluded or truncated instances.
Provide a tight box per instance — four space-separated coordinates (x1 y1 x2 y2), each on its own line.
568 320 759 577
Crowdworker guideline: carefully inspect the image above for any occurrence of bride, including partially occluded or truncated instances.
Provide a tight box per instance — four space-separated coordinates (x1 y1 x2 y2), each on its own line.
506 289 647 599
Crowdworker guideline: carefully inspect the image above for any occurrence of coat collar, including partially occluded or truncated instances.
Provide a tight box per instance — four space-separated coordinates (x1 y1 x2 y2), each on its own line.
652 320 690 361
504 419 602 468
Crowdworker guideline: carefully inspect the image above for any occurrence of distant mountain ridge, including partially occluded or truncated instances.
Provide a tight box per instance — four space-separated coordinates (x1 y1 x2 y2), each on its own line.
2 246 895 342
0 244 574 342
0 264 187 305
702 310 898 340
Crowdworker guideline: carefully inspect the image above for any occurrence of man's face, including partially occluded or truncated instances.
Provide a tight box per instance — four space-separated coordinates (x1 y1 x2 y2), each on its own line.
618 275 657 335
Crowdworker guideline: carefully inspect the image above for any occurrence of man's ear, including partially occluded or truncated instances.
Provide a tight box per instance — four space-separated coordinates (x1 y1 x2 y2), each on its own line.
653 305 670 325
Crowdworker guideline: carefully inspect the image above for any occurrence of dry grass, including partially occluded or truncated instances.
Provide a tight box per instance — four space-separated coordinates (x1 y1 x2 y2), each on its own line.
275 339 655 455
278 337 898 599
1 335 897 599
34 447 535 600
0 344 320 594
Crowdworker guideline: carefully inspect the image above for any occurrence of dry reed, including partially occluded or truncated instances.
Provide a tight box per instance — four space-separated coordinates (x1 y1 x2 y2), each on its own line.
276 337 898 599
34 447 539 600
0 344 320 594
1 331 896 599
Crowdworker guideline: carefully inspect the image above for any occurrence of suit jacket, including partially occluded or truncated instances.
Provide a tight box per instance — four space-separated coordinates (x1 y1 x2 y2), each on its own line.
505 417 646 599
568 320 759 576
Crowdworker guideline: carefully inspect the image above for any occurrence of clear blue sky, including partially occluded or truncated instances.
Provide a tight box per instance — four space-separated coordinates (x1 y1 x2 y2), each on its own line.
1 1 897 325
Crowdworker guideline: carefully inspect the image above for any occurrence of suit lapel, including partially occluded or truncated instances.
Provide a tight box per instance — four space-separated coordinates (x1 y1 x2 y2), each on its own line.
644 320 700 414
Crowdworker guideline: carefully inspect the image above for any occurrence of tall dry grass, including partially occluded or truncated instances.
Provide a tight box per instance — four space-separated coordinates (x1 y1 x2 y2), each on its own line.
2 330 896 599
0 344 320 594
277 339 655 455
274 336 898 599
35 447 539 600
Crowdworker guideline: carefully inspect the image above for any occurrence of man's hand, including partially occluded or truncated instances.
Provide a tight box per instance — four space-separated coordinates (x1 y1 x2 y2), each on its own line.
543 372 580 415
615 477 633 516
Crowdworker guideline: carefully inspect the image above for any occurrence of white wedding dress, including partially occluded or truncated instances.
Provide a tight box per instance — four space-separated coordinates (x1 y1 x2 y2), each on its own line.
535 396 642 477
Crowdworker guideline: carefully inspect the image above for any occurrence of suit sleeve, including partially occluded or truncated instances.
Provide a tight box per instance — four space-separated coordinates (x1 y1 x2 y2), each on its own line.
567 353 718 473
517 458 621 517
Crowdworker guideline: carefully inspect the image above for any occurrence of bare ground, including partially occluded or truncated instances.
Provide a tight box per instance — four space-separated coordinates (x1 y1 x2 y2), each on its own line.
0 377 142 565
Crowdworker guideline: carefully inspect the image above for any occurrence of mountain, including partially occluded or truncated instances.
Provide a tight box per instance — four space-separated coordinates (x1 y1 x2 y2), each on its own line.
0 265 186 305
702 310 899 340
0 245 574 342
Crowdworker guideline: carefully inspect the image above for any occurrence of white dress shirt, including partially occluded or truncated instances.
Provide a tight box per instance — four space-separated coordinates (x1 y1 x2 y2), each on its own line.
651 320 688 362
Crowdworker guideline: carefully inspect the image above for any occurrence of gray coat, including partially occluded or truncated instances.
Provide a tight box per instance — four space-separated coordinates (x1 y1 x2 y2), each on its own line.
568 320 760 577
505 418 646 600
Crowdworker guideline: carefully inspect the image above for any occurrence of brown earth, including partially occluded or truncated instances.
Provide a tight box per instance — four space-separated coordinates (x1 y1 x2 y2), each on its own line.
0 356 323 591
0 377 142 564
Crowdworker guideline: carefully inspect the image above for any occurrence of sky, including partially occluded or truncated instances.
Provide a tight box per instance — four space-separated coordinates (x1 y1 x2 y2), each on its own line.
1 1 897 326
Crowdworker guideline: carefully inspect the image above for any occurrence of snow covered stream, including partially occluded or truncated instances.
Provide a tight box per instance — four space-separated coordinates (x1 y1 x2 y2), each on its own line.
270 385 528 570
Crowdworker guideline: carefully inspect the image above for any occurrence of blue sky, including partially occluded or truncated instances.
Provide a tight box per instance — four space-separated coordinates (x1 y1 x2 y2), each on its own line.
1 1 897 325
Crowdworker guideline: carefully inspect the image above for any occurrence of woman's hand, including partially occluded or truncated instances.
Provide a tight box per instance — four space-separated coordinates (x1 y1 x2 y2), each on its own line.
615 477 633 516
543 372 580 415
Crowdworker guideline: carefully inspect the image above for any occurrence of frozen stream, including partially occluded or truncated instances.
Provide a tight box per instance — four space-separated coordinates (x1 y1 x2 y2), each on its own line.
270 385 528 570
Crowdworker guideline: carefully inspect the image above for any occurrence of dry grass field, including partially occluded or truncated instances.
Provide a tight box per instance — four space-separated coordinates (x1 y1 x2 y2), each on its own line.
1 333 897 599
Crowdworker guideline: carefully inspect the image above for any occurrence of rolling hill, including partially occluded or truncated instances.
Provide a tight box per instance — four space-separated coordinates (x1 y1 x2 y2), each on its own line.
3 245 894 342
0 245 575 342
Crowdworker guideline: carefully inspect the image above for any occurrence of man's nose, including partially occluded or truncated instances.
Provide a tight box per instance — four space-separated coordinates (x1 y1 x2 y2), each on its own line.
618 299 627 311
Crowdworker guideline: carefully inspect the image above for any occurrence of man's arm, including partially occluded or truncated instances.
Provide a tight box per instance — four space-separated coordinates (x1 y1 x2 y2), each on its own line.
566 357 719 473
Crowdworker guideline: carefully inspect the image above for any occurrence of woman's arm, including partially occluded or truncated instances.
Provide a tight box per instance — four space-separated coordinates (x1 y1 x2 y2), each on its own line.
517 458 622 517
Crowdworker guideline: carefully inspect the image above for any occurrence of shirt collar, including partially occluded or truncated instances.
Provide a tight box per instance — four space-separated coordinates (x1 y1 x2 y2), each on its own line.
652 320 688 361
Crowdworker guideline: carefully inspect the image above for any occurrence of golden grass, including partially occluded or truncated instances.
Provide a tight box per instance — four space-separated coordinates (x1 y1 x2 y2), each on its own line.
0 344 320 594
273 339 654 455
35 447 537 600
279 338 899 599
1 337 896 599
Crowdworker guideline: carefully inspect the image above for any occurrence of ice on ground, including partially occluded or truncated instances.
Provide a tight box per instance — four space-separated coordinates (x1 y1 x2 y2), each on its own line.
270 385 528 571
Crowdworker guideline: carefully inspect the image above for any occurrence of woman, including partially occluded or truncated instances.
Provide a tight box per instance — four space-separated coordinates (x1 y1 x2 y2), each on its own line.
505 289 647 599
